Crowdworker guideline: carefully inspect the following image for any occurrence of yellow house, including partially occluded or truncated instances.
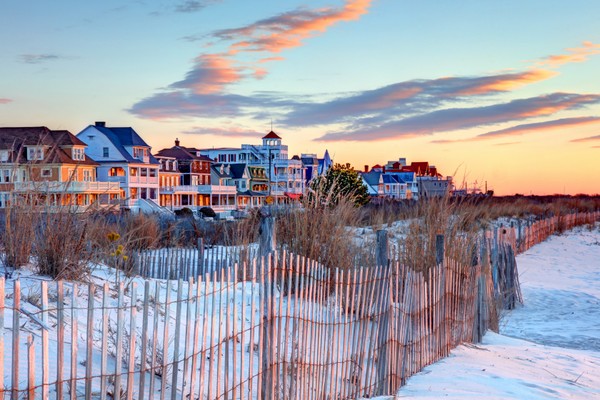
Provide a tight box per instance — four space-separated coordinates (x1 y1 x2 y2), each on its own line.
0 126 121 209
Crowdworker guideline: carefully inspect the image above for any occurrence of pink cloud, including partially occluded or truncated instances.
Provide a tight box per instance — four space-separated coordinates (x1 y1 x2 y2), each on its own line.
0 98 12 104
183 125 264 137
455 69 556 95
477 116 600 140
571 134 600 143
172 1 372 94
171 54 243 95
538 41 600 68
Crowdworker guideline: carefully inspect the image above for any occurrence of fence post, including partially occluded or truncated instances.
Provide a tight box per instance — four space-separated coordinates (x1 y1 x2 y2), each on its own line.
197 237 204 276
375 230 391 395
435 234 445 265
259 211 276 258
376 230 389 268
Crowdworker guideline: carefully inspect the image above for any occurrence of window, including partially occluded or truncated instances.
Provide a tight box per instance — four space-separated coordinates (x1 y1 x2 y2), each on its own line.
41 168 52 178
83 170 92 182
149 168 157 178
0 151 8 162
72 147 85 161
3 170 10 183
149 188 156 200
130 167 138 176
228 154 236 162
140 188 147 199
218 154 226 162
141 168 148 177
27 147 44 161
103 147 109 158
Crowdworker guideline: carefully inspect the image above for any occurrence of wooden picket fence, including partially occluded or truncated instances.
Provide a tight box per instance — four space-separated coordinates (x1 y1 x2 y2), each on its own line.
1 211 598 399
1 252 491 399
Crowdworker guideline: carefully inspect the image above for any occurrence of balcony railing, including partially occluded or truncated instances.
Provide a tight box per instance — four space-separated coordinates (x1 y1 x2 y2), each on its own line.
129 176 159 184
197 185 237 195
14 181 121 193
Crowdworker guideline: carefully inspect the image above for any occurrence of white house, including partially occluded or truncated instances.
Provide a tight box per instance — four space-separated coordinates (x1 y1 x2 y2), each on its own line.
76 122 161 212
200 130 305 203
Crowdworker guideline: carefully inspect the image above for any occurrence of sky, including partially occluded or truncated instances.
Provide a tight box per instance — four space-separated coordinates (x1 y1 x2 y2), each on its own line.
1 0 600 195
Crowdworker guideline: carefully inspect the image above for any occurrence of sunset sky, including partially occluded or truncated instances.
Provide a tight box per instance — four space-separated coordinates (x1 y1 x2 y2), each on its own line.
1 0 600 195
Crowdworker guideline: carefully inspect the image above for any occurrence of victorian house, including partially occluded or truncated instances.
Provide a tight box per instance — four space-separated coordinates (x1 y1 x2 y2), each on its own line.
0 126 121 209
77 122 161 212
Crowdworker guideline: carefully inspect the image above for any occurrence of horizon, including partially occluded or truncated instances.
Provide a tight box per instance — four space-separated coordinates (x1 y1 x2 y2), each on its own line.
1 1 599 196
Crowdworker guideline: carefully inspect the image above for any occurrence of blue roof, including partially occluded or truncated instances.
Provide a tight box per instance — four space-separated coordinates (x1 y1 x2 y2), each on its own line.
92 125 159 164
362 171 381 186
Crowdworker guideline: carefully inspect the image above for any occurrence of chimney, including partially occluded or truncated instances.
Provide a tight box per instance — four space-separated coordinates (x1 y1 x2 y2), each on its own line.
364 165 369 173
382 166 386 173
95 121 106 127
175 138 180 147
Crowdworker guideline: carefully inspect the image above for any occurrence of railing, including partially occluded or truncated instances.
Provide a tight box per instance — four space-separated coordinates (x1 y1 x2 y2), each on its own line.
129 176 159 184
13 181 121 193
197 185 237 195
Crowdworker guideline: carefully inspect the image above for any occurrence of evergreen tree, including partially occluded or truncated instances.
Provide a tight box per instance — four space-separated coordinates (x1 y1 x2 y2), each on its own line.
309 163 370 207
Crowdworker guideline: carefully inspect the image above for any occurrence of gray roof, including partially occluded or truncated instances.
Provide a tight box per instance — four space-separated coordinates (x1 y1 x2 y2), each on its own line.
89 124 159 164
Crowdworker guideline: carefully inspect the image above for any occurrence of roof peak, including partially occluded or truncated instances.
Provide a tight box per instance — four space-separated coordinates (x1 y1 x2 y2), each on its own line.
262 130 281 140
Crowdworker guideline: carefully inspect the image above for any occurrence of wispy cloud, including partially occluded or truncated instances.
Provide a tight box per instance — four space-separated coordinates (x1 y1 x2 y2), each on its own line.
0 98 12 104
283 70 555 127
19 54 64 64
494 142 520 146
474 116 600 141
538 41 600 68
214 0 372 55
183 126 264 137
131 0 373 116
175 1 216 13
315 93 600 141
170 54 243 95
571 134 600 143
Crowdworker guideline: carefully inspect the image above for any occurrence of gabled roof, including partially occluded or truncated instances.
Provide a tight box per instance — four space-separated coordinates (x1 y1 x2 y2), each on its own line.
228 163 248 180
87 124 159 164
181 147 214 162
211 163 232 178
0 127 97 165
262 130 281 139
362 171 382 186
155 146 197 160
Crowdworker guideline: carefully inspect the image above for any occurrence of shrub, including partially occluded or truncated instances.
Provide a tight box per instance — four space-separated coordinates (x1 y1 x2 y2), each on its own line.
199 207 216 218
174 207 194 218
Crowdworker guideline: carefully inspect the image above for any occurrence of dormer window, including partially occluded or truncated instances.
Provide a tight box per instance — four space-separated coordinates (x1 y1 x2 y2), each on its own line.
27 146 44 161
72 147 86 161
0 150 9 162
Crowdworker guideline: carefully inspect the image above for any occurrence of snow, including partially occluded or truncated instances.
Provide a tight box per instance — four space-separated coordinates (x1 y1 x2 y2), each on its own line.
396 224 600 399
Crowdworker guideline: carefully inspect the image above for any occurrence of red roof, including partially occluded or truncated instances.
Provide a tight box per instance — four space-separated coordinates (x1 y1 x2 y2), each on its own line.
263 130 281 139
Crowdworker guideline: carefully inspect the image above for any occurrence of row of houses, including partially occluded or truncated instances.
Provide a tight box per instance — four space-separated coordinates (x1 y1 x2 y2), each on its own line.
0 123 332 216
361 158 454 200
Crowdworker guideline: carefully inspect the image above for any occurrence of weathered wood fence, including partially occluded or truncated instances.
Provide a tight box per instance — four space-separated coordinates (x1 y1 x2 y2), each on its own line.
1 252 487 399
1 211 598 399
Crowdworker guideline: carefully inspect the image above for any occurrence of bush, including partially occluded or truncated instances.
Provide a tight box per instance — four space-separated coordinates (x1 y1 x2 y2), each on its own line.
174 207 194 218
199 207 216 218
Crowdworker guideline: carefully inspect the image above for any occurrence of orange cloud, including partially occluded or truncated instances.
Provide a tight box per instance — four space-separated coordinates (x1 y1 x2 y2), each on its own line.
171 54 243 94
457 69 557 95
170 1 373 94
222 0 372 54
474 116 600 141
571 134 600 143
538 41 600 68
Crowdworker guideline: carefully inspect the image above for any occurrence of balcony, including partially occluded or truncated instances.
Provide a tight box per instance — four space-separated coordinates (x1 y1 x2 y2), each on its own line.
197 185 237 195
14 181 121 193
160 185 199 194
129 176 159 184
